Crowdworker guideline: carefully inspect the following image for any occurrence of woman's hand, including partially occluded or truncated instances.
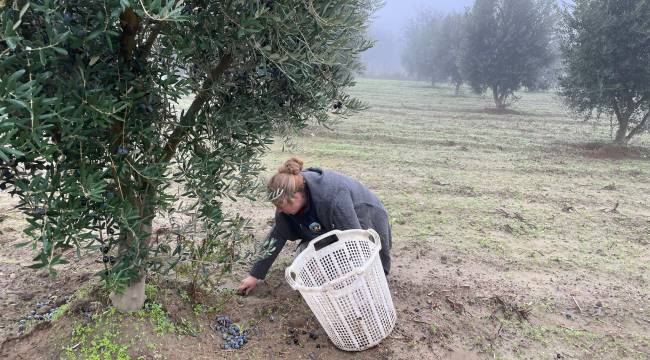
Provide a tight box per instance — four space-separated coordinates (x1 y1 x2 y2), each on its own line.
236 275 259 295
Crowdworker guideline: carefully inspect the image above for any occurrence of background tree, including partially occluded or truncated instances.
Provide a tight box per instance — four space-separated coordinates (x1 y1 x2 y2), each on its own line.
0 0 378 311
401 12 442 84
402 12 466 92
432 13 465 94
558 0 650 145
460 0 555 110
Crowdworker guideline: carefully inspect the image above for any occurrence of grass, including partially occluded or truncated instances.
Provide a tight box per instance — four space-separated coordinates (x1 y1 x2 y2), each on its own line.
62 307 136 360
256 78 650 358
269 79 650 276
62 288 195 359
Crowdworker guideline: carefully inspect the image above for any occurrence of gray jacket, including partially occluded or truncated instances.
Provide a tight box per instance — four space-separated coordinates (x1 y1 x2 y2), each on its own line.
249 167 392 279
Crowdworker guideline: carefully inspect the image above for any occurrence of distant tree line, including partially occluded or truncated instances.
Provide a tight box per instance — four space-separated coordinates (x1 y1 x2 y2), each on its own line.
403 0 557 109
402 0 650 144
402 12 465 94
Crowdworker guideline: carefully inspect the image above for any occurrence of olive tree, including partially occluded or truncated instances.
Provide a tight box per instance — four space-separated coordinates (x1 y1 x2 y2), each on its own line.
0 0 377 310
402 12 442 84
558 0 650 144
460 0 555 110
433 13 465 94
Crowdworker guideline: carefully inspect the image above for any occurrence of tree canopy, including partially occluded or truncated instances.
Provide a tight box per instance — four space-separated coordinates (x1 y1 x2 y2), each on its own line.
0 0 378 310
559 0 650 144
460 0 555 109
402 12 441 84
402 12 465 91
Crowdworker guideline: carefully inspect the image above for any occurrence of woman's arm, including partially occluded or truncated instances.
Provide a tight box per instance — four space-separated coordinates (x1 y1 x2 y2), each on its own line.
249 214 295 280
249 229 287 280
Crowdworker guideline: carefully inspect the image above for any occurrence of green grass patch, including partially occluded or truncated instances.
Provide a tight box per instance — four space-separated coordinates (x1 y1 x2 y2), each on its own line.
137 303 176 335
62 307 138 360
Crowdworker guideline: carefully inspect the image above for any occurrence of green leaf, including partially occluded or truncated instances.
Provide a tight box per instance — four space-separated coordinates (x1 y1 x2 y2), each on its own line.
53 47 68 56
0 151 10 163
6 69 26 86
19 2 30 18
86 30 103 41
12 19 22 31
5 98 29 111
3 147 25 157
5 36 17 50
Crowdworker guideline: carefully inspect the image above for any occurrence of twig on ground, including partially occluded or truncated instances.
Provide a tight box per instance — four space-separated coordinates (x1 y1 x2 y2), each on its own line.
571 295 583 313
601 201 620 213
495 208 536 228
411 317 431 325
492 323 502 341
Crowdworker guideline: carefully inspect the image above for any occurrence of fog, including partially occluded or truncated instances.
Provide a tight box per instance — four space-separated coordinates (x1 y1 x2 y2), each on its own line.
362 0 571 79
362 0 474 78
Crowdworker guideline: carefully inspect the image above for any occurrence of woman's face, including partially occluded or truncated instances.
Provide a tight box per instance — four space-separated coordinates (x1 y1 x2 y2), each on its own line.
276 192 306 215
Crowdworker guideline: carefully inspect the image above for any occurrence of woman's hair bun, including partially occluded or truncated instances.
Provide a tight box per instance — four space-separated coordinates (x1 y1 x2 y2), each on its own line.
279 157 304 175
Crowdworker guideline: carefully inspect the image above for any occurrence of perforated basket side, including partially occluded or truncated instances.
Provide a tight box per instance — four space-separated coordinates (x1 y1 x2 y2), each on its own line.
285 229 380 292
300 253 395 351
285 229 396 351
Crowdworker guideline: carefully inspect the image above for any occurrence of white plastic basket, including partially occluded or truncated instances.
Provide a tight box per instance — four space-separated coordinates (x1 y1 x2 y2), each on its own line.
285 229 396 351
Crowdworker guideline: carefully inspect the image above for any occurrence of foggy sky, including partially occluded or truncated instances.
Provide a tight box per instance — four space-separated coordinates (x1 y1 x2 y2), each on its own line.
362 0 474 77
362 0 570 78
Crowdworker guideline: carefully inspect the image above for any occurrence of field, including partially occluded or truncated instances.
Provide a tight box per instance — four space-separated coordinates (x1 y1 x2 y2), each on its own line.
1 78 649 359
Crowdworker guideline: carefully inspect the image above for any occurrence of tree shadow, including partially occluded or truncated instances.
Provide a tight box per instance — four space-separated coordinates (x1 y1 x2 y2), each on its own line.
553 141 650 161
462 107 544 118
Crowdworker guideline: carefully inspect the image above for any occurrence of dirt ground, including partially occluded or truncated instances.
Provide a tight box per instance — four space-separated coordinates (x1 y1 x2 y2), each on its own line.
1 79 649 359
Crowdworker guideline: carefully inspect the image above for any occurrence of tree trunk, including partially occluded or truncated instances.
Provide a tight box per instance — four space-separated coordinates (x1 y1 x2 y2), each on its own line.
109 191 155 311
492 86 505 110
614 116 630 145
109 273 146 311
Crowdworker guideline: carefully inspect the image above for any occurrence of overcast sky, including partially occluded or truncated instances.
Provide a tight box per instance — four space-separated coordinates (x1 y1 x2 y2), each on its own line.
370 0 474 31
362 0 475 77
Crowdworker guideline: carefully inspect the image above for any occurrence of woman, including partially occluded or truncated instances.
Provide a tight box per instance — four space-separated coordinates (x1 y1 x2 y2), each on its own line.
237 157 391 295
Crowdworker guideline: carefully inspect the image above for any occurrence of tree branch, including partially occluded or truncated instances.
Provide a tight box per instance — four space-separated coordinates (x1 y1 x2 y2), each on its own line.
625 109 650 142
139 23 162 60
160 53 233 163
612 100 623 123
139 0 182 61
623 95 644 120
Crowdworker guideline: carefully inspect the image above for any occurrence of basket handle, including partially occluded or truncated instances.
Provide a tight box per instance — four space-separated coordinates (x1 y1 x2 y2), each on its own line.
308 229 343 252
285 266 299 290
367 228 381 250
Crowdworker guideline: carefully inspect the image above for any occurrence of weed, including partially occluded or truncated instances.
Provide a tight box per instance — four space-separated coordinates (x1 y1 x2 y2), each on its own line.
140 303 175 335
50 302 70 322
177 317 199 337
179 289 191 303
62 308 134 360
193 304 205 317
145 283 158 301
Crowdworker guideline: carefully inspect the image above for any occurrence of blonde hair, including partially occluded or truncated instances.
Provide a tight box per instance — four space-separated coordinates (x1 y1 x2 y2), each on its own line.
267 157 305 206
